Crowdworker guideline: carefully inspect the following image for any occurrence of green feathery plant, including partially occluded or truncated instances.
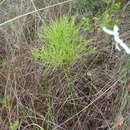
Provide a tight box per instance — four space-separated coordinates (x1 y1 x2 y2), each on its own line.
9 121 19 130
75 0 97 10
75 0 116 13
101 2 122 29
101 0 115 4
32 16 92 69
80 17 93 32
0 95 11 110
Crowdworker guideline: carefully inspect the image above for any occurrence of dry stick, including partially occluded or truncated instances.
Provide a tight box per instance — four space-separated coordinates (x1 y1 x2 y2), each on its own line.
52 76 124 130
0 0 73 27
30 0 44 24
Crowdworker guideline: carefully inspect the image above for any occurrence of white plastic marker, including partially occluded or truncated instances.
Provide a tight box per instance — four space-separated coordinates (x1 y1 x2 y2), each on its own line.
102 25 130 54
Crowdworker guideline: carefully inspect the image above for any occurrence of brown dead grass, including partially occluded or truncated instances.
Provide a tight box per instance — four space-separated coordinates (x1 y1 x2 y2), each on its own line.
0 0 130 130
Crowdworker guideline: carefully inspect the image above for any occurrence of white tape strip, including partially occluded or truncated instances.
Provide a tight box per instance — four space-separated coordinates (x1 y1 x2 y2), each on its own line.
102 25 130 54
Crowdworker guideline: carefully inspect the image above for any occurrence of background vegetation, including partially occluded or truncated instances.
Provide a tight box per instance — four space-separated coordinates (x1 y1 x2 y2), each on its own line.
0 0 130 129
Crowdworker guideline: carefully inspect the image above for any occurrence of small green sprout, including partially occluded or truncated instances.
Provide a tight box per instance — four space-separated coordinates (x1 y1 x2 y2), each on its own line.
1 95 11 110
9 121 19 130
101 2 121 29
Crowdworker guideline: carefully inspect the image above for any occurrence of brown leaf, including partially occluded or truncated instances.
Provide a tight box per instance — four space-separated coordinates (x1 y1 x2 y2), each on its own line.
115 115 124 130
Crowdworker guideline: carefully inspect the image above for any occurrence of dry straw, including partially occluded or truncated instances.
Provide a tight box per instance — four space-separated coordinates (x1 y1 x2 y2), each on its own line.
0 0 73 27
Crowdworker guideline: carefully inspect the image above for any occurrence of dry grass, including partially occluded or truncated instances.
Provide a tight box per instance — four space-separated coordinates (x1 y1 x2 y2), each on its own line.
0 0 130 130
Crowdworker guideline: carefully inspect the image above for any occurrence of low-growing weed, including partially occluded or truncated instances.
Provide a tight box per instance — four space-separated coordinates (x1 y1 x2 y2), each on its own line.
101 2 122 29
101 0 115 4
9 121 19 130
75 0 116 13
0 95 11 110
75 0 97 10
80 17 93 32
32 16 92 69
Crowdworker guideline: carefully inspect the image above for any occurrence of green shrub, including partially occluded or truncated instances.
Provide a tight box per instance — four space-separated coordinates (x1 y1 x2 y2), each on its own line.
101 0 115 4
0 95 11 110
9 121 19 130
80 17 93 32
101 2 122 29
75 0 97 10
32 17 91 68
75 0 115 12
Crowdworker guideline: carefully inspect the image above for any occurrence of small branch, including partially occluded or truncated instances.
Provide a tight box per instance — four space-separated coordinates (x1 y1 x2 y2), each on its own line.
0 0 73 27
